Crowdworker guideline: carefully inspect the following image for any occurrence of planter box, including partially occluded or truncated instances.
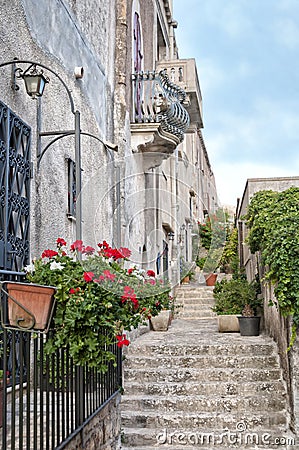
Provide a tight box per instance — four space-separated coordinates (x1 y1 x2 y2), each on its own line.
150 310 171 331
217 315 240 333
3 282 56 332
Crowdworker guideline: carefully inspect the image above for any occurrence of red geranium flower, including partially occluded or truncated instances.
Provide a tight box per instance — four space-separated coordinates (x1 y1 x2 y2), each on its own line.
83 246 95 255
118 247 131 259
83 271 95 282
41 249 58 259
56 238 67 247
69 287 80 295
147 270 156 277
103 270 116 281
70 240 84 252
127 268 134 275
116 334 130 348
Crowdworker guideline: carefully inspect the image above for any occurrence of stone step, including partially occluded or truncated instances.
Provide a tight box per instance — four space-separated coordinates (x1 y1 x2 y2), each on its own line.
177 297 215 305
121 427 293 448
176 291 215 299
123 380 286 397
123 367 282 383
126 342 278 357
178 307 217 320
121 410 289 430
181 301 214 307
124 354 279 370
179 310 217 319
121 394 286 413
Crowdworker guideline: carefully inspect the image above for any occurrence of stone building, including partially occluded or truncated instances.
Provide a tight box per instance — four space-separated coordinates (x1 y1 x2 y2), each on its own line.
0 1 219 447
0 0 218 284
237 176 299 433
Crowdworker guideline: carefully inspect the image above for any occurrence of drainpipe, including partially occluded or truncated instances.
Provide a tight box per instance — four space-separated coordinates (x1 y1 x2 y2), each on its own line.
114 0 128 247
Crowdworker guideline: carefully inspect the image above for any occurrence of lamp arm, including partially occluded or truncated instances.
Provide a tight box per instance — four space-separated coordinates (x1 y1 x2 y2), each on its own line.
37 130 117 169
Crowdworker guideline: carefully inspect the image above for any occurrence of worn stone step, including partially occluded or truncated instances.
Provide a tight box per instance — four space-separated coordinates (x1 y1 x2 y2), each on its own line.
123 380 286 397
124 354 279 370
176 290 215 300
121 427 293 448
123 367 282 383
125 342 278 357
181 302 214 308
178 297 215 305
179 311 217 319
121 410 288 431
121 394 286 413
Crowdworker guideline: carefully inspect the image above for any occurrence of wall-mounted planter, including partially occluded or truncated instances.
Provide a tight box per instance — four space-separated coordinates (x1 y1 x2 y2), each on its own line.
1 282 56 333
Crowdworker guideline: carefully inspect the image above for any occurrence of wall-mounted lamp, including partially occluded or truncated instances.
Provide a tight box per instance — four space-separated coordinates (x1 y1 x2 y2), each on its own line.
1 58 118 249
21 65 49 98
168 231 175 241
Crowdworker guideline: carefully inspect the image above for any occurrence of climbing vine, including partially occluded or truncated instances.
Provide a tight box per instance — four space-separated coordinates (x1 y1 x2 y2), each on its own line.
244 186 299 348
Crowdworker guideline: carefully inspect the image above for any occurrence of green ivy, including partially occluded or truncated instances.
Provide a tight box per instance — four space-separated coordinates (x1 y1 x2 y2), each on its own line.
244 187 299 347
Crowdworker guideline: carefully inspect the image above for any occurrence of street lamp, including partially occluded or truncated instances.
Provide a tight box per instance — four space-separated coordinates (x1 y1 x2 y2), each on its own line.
0 58 118 247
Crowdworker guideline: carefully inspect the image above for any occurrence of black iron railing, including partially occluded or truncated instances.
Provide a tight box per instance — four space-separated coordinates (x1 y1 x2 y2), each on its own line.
132 70 190 142
0 273 122 449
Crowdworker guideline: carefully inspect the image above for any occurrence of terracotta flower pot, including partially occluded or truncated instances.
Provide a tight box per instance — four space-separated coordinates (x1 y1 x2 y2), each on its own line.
204 273 217 286
4 282 56 332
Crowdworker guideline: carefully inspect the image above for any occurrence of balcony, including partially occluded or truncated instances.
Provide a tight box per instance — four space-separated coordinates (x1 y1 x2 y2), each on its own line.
131 70 190 167
156 58 204 129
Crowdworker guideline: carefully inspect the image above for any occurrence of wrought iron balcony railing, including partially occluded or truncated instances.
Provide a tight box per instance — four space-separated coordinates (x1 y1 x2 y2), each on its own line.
156 59 204 128
131 70 190 152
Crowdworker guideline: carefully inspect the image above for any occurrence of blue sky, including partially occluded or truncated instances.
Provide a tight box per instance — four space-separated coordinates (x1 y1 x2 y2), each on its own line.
173 0 299 206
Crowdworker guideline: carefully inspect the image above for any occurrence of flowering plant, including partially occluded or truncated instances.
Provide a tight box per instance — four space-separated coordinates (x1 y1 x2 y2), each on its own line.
25 238 171 372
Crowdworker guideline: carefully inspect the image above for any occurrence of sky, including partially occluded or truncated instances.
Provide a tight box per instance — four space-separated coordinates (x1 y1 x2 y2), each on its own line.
173 0 299 207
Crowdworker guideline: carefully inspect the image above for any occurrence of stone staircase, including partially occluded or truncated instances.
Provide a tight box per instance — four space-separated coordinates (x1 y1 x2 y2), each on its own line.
121 283 293 449
175 283 216 320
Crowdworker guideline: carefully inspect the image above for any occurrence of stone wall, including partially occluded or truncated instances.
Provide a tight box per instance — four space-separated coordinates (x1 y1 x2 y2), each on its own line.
64 393 121 450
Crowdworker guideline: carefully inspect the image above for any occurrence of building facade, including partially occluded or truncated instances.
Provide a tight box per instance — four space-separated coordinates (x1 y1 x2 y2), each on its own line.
0 0 218 280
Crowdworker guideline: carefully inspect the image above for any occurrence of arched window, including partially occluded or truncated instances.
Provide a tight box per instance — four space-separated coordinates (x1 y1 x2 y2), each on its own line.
133 11 143 73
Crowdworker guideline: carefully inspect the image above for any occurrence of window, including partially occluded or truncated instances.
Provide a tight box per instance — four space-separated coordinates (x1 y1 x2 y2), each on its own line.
67 158 76 217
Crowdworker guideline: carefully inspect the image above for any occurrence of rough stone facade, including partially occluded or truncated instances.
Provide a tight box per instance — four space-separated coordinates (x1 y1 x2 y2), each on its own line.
237 176 299 433
0 0 220 447
64 393 121 450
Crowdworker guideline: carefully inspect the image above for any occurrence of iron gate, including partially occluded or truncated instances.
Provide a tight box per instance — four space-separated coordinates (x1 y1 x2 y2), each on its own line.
0 100 31 273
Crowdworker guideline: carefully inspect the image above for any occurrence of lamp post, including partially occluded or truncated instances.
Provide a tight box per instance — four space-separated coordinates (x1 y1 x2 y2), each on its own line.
0 59 118 246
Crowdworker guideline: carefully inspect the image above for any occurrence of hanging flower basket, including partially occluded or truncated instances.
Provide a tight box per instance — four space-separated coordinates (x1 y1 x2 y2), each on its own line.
1 282 56 333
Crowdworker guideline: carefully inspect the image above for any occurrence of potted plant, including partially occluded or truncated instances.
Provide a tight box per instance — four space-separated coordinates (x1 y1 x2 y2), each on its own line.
180 258 195 284
212 276 262 333
203 248 222 286
149 294 176 331
24 238 171 372
1 282 56 332
238 303 261 336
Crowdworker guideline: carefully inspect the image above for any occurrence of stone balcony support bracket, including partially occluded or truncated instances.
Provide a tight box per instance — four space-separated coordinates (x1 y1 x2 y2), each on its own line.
131 70 190 167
